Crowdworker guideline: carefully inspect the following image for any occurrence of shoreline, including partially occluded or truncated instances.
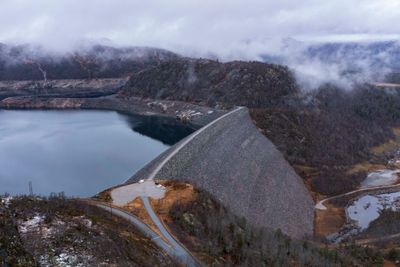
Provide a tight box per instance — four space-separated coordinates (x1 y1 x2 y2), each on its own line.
0 94 226 127
0 78 226 126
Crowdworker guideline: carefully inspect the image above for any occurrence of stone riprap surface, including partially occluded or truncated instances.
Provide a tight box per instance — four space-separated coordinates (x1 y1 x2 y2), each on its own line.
128 107 314 238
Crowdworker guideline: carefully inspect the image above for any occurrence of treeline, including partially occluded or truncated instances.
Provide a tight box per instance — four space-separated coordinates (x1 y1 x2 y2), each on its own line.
252 84 400 195
168 187 384 266
0 44 177 80
120 58 298 108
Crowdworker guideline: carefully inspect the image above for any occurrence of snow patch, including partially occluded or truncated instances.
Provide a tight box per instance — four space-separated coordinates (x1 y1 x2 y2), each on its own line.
18 214 45 234
1 196 13 208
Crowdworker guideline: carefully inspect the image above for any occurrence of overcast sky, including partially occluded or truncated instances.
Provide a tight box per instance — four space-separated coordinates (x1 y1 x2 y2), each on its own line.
0 0 399 58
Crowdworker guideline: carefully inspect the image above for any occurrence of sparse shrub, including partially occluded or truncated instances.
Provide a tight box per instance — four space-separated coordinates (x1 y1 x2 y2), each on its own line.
386 248 400 261
251 84 400 195
2 195 176 266
167 187 381 266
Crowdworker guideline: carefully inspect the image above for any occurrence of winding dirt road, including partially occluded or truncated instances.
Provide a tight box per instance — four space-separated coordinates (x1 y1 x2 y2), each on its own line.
315 183 400 210
98 107 245 266
84 199 202 267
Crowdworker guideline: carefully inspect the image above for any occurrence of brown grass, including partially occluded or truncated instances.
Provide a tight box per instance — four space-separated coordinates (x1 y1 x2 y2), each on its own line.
315 203 346 237
151 180 197 225
371 140 398 155
122 198 166 241
116 180 197 245
383 259 397 267
347 162 387 175
371 128 400 155
151 180 203 260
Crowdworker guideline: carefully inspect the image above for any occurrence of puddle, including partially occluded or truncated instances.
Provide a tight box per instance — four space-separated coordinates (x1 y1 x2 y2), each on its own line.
360 170 400 188
346 191 400 230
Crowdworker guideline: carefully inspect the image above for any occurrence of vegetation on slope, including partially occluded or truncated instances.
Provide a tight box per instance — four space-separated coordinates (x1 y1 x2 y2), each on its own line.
120 56 400 196
120 58 298 108
0 195 175 267
162 181 384 267
3 45 398 197
0 197 37 266
358 210 400 240
0 44 177 80
252 84 400 196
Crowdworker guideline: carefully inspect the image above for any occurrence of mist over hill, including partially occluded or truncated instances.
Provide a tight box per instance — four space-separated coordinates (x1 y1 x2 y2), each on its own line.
115 48 400 197
2 41 400 202
261 40 400 89
2 40 400 91
2 0 400 265
2 40 400 264
0 43 178 81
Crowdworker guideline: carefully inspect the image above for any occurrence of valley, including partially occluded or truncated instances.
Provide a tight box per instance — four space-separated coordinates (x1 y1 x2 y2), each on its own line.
2 44 400 266
2 0 400 265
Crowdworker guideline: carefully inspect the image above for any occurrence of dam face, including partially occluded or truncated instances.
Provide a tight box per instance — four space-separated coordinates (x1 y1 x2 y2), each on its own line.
128 107 314 238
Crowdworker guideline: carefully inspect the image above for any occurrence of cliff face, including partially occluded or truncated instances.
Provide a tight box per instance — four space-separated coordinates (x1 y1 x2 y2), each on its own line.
129 108 314 238
120 58 298 108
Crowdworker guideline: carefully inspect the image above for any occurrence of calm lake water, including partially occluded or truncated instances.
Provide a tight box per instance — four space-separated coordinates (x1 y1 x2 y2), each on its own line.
0 110 195 197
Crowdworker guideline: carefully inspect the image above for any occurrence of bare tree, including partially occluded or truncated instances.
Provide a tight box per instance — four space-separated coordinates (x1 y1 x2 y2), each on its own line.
24 59 47 83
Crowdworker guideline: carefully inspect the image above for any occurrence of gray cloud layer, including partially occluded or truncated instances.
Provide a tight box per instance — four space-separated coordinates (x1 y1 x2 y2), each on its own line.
1 0 400 89
1 0 399 57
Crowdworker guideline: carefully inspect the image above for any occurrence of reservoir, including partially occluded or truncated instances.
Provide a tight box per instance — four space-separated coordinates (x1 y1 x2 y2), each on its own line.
0 110 195 197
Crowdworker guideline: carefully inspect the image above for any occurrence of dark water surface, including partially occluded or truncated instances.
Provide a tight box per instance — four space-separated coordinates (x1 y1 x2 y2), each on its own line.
0 110 195 197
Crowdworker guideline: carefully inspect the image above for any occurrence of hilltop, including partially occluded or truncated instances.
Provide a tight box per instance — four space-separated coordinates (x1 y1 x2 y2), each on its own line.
118 54 400 197
120 58 298 108
0 43 178 80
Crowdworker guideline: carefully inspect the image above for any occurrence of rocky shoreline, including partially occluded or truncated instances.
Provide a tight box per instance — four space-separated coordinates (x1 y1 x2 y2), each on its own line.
0 79 226 126
0 78 127 100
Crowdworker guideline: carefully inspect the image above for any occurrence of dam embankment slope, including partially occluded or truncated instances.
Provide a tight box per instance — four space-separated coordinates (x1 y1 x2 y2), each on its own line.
128 107 314 238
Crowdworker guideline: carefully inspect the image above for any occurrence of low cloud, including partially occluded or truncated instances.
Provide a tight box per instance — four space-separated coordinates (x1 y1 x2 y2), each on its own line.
270 40 400 89
1 0 399 53
0 0 399 88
